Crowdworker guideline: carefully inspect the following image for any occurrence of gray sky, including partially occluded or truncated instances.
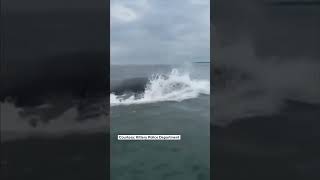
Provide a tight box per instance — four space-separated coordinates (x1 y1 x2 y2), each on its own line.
111 0 210 64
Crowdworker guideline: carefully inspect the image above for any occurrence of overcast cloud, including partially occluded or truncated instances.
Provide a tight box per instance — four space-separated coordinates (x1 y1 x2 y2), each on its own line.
111 0 210 64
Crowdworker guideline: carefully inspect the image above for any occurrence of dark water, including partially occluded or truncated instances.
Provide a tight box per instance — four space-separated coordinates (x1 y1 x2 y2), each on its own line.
110 64 210 180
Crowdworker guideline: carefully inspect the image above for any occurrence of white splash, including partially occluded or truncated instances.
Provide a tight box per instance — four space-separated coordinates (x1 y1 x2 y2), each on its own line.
0 101 107 142
111 68 210 106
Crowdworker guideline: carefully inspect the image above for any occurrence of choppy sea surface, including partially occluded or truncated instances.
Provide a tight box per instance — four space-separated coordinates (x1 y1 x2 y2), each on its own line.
110 64 210 180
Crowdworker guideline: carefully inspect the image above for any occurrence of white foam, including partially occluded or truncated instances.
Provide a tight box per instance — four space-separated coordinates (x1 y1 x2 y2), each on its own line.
111 68 210 106
0 101 108 142
213 41 320 125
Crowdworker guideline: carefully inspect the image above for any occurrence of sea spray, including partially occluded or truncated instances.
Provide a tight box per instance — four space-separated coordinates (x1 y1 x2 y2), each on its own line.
111 68 210 106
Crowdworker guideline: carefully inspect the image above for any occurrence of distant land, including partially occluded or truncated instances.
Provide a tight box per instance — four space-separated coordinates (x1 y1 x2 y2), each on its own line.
193 61 210 64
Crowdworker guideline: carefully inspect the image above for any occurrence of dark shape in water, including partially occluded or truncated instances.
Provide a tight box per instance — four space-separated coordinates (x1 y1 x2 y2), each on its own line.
1 51 108 107
111 77 149 95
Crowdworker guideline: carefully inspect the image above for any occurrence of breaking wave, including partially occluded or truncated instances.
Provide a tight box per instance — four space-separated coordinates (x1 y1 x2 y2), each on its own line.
110 68 210 106
213 41 320 125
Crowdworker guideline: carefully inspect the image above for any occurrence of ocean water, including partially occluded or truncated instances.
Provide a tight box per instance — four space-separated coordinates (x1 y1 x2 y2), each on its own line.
110 64 210 180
